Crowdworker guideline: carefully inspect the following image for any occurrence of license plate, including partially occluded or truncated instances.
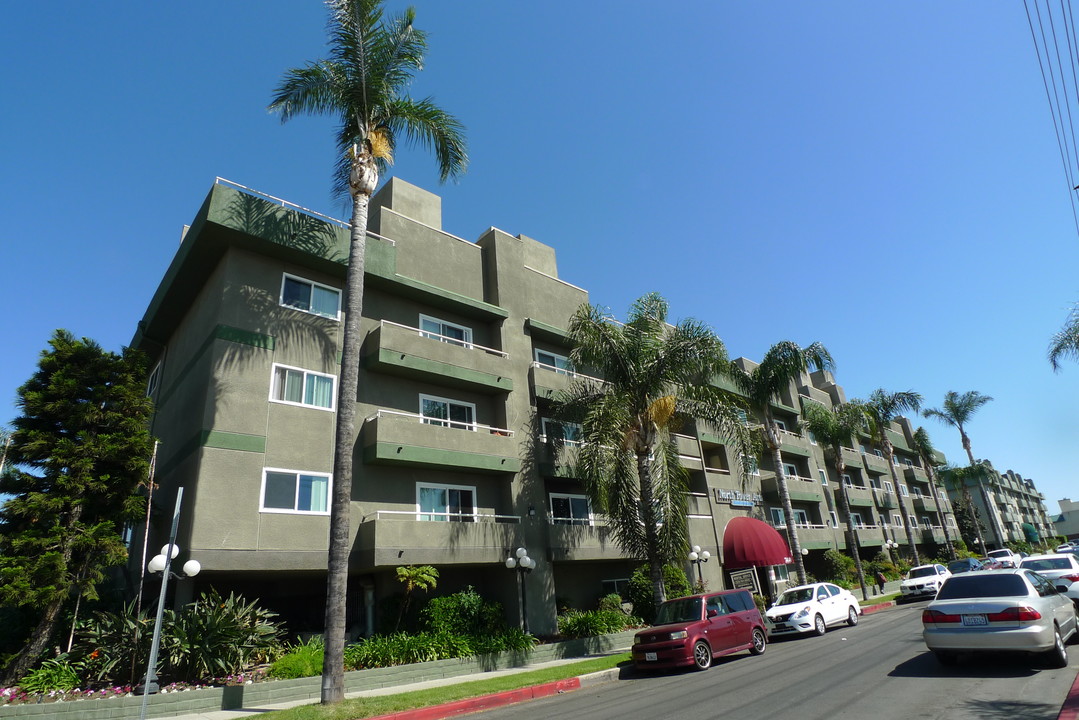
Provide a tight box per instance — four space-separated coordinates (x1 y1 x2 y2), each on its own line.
961 614 988 626
773 624 789 630
645 652 657 661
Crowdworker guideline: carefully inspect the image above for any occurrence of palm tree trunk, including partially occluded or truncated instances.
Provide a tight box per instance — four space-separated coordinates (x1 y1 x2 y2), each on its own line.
637 449 666 607
885 441 920 566
768 423 806 586
321 155 375 706
833 458 868 601
927 466 957 561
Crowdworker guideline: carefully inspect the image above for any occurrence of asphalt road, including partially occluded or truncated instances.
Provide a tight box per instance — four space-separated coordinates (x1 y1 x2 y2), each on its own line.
472 603 1078 720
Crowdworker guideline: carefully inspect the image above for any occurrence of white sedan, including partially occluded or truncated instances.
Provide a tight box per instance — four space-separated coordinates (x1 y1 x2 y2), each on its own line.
900 564 951 601
1019 553 1079 608
765 582 861 637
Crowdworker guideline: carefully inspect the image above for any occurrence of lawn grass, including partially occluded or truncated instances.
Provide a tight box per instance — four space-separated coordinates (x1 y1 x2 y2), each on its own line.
860 592 901 606
239 653 633 720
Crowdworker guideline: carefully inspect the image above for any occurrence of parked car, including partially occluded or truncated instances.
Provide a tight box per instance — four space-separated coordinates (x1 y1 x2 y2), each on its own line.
1055 543 1075 553
986 548 1022 568
764 582 861 637
632 590 767 671
1019 554 1079 608
900 564 951 601
947 558 984 575
978 557 1005 570
921 569 1079 667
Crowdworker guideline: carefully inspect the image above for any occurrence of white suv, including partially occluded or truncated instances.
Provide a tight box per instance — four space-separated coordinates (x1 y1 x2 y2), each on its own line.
986 548 1022 568
900 564 951 601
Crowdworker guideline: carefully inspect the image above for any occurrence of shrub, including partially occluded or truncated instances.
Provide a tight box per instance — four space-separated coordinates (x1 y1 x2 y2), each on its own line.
557 609 634 639
625 565 692 624
268 637 323 679
18 656 80 694
597 593 624 613
822 549 855 584
421 587 505 636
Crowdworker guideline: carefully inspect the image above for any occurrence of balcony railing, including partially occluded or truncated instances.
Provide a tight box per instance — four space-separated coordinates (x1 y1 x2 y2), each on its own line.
364 408 515 437
363 509 521 524
380 320 508 358
530 360 604 384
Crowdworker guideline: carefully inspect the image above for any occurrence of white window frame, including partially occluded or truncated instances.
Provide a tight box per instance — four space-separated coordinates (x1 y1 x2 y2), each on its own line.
892 513 903 527
893 455 899 466
782 463 799 479
550 493 593 526
541 417 582 444
601 578 630 596
260 467 331 515
870 477 883 490
921 516 932 529
808 431 817 446
911 486 922 498
938 489 947 501
270 363 337 411
884 480 894 494
792 508 810 526
875 449 884 458
842 473 853 488
908 514 918 529
279 273 341 320
769 507 785 526
829 511 839 528
419 394 477 431
417 481 477 522
743 454 760 476
147 362 162 397
898 484 909 497
534 348 572 373
774 419 787 432
859 444 867 453
775 564 791 582
419 314 473 348
850 512 864 528
818 469 828 486
946 516 957 528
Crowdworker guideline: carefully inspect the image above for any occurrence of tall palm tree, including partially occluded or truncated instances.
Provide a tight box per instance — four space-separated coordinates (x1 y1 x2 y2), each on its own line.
861 389 923 566
269 0 467 704
911 427 957 561
801 401 870 600
1049 302 1079 371
922 391 1002 547
560 293 752 607
728 341 834 586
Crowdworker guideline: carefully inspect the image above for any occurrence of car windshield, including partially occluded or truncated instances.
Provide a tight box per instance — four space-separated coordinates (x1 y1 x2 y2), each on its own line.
988 550 1012 558
777 588 814 604
1021 558 1070 571
948 561 975 572
654 597 702 625
910 567 938 578
936 574 1028 600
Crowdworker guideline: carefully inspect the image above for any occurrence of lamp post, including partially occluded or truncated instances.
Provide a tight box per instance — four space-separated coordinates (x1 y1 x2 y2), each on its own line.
505 547 535 634
138 488 200 720
884 539 899 563
688 545 710 587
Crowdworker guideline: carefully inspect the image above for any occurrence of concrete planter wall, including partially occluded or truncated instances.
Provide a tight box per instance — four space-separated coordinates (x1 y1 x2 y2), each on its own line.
0 630 636 720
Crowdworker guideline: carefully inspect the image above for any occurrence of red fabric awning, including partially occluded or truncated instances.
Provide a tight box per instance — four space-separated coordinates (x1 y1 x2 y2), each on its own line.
722 516 793 569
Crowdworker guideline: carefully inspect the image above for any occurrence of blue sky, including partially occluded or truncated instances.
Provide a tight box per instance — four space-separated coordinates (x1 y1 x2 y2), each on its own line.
2 2 1076 514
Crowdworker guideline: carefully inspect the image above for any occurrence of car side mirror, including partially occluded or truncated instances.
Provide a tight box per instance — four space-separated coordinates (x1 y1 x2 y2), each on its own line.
707 608 719 618
1057 584 1070 594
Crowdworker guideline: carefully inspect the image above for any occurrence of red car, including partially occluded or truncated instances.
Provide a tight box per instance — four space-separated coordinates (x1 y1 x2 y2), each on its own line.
632 590 767 671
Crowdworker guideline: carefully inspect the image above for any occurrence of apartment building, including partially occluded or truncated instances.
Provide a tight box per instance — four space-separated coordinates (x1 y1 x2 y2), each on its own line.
941 463 1055 550
133 177 960 636
1054 498 1079 541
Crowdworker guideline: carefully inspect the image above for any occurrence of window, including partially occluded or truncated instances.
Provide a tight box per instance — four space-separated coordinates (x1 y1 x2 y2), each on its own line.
271 364 336 410
736 409 749 425
842 474 853 488
921 516 932 529
829 511 839 528
818 469 828 486
892 455 899 466
743 454 760 475
909 514 918 529
875 449 884 458
808 431 817 446
938 489 947 501
774 419 787 432
793 509 810 526
602 578 630 596
769 507 785 526
946 516 957 528
262 469 330 514
420 395 476 430
534 349 572 373
898 484 908 497
280 274 340 319
892 513 903 527
859 444 867 453
870 477 882 490
884 480 894 494
782 463 799 479
850 512 864 528
911 486 922 498
417 482 476 521
775 564 791 582
541 417 582 444
147 363 161 397
420 315 473 348
905 458 914 467
550 493 591 525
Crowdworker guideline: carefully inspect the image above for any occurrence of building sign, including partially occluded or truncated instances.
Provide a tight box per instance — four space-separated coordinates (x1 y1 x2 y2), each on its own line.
729 568 760 595
713 488 763 507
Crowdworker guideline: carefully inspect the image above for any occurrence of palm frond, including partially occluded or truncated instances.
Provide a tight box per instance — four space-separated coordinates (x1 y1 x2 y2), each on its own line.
384 97 468 181
1049 303 1079 371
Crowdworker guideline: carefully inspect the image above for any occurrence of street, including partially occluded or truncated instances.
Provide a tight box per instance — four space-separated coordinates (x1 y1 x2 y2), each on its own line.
470 603 1078 720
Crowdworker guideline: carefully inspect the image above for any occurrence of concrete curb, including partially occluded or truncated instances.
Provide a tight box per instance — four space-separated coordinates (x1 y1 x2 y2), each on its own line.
862 600 897 615
365 677 584 720
1059 666 1079 720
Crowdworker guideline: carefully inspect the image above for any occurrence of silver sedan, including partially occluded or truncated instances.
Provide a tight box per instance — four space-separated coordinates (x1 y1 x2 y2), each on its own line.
921 568 1079 667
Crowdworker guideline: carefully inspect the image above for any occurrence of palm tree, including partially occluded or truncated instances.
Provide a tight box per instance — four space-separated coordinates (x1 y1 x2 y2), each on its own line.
911 427 957 561
938 464 989 553
1049 302 1079 371
922 391 1003 547
269 0 467 704
861 389 923 566
560 293 752 607
728 342 834 586
801 401 870 600
394 564 438 632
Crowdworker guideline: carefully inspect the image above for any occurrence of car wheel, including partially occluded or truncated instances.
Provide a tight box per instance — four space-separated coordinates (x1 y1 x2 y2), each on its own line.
750 628 767 656
1046 627 1068 669
847 606 859 627
692 640 712 670
813 613 826 636
934 651 957 666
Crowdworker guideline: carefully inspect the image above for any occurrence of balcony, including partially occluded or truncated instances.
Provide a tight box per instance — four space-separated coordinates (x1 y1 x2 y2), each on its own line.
529 361 603 401
762 474 823 503
873 489 897 509
362 409 521 474
773 523 839 551
363 320 512 394
903 466 929 484
535 438 581 478
778 429 813 458
546 519 629 561
840 447 865 469
862 452 890 475
839 485 876 509
912 495 937 512
357 510 521 567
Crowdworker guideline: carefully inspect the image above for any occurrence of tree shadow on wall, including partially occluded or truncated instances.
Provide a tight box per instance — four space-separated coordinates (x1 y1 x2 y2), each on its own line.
223 191 347 264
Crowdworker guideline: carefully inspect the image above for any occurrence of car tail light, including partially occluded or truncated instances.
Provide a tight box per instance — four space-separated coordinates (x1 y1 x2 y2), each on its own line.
987 606 1041 622
922 609 961 624
1059 574 1079 583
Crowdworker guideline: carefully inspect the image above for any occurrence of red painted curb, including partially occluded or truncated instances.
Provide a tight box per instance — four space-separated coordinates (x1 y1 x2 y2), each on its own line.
1058 668 1079 720
367 677 582 720
862 601 896 615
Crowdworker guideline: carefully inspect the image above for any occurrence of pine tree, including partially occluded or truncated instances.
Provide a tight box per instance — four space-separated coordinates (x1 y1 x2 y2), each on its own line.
0 330 154 684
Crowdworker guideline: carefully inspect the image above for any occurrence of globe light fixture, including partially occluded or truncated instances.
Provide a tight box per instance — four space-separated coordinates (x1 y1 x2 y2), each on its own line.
688 544 710 586
505 547 535 633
